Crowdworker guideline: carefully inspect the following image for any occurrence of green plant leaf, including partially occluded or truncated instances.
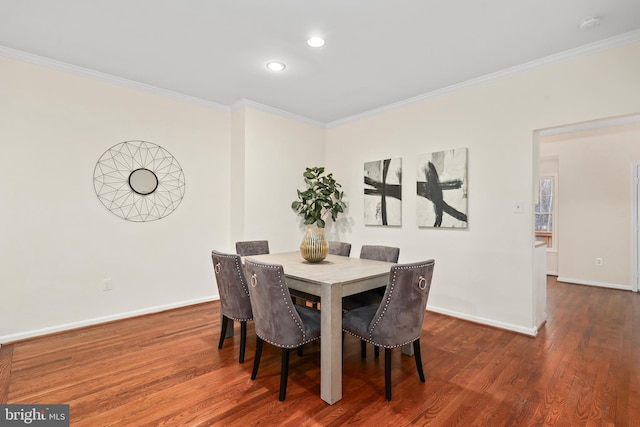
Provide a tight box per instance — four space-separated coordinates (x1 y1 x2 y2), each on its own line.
292 166 347 227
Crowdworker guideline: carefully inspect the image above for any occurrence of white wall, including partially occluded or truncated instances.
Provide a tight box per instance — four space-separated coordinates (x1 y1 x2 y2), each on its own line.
0 57 231 341
2 40 640 341
540 123 640 289
229 108 246 246
239 107 326 252
326 41 640 333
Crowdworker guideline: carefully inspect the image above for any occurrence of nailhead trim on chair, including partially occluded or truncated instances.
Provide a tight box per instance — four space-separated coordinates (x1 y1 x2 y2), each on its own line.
212 251 253 322
250 262 320 349
349 261 433 349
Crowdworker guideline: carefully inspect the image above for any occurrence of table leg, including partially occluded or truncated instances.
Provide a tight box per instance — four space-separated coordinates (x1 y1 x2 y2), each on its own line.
320 284 342 404
401 343 414 356
223 313 234 338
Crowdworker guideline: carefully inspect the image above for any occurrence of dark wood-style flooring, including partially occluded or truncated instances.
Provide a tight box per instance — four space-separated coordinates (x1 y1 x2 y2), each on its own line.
1 277 639 426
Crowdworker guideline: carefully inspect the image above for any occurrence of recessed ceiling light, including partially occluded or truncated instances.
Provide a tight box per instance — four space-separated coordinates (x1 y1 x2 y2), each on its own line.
266 61 286 72
579 17 601 31
307 36 325 48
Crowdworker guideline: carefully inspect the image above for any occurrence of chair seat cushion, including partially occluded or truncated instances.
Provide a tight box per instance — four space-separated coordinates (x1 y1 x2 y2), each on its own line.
295 305 321 341
342 304 379 338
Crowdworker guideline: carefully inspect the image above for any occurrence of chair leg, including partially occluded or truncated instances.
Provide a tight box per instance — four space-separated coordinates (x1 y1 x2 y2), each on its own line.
361 340 367 358
251 337 263 380
239 320 247 363
374 346 380 357
218 315 229 349
279 348 290 401
413 339 425 382
385 348 392 401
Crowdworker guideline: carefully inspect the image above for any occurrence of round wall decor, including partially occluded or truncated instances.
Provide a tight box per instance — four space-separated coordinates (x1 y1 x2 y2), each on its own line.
93 140 185 222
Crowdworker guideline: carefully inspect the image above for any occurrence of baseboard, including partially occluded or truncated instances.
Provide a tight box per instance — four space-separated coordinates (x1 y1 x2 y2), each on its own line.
3 297 546 343
556 277 632 291
427 305 539 337
0 296 218 344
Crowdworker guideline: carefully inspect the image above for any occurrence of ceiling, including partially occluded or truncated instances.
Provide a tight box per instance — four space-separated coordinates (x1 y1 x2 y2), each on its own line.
1 1 639 125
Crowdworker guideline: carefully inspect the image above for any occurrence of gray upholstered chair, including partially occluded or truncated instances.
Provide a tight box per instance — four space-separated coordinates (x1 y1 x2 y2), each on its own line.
328 241 352 257
237 239 313 307
343 245 400 312
360 244 400 263
244 258 321 401
236 237 317 311
235 239 315 307
343 245 401 356
342 259 435 401
235 240 270 256
211 250 253 363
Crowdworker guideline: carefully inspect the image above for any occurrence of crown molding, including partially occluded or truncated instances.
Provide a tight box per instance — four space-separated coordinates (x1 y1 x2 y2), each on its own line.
3 28 640 128
231 99 325 128
0 45 230 112
0 44 324 126
327 29 640 129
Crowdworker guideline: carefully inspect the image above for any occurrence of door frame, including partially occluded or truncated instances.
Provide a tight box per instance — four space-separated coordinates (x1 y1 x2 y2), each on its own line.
633 163 639 292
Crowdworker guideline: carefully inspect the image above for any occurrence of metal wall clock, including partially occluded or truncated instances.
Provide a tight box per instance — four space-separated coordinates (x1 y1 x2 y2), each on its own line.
93 140 186 222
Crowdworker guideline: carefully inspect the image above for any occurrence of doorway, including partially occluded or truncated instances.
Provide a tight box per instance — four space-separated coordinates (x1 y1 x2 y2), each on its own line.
538 114 640 291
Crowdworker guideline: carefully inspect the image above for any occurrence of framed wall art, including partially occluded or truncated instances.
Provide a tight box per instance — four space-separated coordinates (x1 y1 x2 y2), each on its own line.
364 158 402 226
416 148 468 228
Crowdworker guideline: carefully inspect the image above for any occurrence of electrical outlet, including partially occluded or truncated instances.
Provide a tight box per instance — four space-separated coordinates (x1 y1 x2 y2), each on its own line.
103 278 113 291
595 258 603 266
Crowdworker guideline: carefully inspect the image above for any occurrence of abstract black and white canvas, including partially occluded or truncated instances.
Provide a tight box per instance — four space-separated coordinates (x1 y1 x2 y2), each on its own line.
364 158 402 226
416 148 468 228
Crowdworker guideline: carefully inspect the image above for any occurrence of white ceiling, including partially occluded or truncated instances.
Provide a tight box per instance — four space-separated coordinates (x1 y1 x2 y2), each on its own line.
1 0 639 124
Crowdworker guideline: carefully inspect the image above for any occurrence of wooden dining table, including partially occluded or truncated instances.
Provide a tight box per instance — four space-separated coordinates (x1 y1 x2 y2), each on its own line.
245 251 393 405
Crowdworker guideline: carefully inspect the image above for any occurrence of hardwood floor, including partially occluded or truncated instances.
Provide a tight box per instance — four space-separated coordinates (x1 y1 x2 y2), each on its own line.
2 276 639 426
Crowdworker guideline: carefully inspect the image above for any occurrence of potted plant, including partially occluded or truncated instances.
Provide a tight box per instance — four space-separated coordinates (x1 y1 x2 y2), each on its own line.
291 167 347 262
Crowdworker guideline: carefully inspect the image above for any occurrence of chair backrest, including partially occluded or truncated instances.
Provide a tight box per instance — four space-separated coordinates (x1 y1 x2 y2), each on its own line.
328 241 352 257
235 240 270 256
367 260 435 347
360 245 400 263
211 250 253 321
244 259 313 348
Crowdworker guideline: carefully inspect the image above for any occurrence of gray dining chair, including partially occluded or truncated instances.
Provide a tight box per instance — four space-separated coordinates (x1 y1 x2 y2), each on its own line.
359 245 400 263
343 245 400 356
235 240 270 256
244 258 322 401
236 240 323 310
342 259 435 401
343 245 400 311
211 250 253 363
328 241 352 257
235 239 317 308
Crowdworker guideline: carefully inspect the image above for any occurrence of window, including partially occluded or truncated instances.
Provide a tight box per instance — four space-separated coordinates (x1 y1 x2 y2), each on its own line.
535 177 554 248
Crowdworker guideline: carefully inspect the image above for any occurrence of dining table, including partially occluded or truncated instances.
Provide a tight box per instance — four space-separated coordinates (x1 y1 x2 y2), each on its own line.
245 251 394 405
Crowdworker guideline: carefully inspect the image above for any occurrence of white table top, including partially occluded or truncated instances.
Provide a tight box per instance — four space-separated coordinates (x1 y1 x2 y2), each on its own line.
246 251 390 284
